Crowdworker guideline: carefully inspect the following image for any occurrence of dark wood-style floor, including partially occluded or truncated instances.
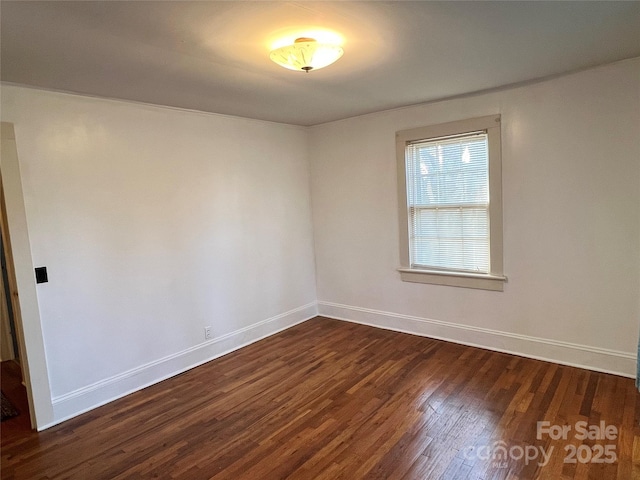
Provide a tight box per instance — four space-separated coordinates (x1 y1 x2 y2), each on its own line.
1 360 31 439
2 317 639 479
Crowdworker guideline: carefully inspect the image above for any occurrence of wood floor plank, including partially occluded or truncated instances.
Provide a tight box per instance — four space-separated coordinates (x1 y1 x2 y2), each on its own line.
2 317 638 479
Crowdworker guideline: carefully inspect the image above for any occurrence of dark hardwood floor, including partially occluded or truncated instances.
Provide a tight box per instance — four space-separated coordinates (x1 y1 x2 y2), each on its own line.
2 317 639 479
1 360 31 439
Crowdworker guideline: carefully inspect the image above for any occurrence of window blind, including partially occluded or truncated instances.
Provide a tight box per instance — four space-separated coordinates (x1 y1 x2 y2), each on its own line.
405 131 490 273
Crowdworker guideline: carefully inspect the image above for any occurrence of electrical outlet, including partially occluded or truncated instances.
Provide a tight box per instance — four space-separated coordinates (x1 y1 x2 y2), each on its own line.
204 326 212 340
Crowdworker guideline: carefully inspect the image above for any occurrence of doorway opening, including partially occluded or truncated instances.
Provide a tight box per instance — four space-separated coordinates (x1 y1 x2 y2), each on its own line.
1 229 20 361
0 179 31 434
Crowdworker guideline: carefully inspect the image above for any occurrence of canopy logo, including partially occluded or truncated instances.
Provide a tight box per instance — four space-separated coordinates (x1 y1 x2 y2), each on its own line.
463 441 553 468
463 421 618 468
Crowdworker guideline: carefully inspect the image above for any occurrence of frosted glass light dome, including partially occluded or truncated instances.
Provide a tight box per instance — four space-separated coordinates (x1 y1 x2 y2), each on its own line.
270 37 343 72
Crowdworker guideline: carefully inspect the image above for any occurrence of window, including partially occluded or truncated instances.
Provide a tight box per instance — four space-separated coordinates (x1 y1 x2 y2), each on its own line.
396 115 505 291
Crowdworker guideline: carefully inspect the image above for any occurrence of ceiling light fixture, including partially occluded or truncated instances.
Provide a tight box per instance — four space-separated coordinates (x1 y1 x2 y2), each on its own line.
269 37 343 72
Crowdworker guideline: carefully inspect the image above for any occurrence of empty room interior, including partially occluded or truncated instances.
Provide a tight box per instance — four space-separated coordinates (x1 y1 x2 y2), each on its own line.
1 1 639 479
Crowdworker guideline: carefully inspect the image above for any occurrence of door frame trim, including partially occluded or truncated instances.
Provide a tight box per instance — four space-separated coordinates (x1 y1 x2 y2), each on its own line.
1 121 54 429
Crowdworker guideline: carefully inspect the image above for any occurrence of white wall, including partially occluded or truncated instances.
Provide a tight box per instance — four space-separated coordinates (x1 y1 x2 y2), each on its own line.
309 58 640 376
1 86 317 427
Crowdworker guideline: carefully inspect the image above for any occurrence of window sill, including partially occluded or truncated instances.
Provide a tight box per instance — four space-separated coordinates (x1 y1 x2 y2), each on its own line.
397 268 507 291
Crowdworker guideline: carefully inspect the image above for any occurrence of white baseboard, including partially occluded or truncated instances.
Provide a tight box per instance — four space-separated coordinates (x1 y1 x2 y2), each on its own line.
318 301 636 379
44 302 318 430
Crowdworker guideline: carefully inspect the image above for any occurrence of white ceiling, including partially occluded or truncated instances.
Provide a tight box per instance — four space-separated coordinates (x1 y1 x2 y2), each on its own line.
2 1 639 126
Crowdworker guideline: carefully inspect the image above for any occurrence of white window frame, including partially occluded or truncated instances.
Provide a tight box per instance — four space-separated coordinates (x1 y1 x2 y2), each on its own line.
396 115 506 291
